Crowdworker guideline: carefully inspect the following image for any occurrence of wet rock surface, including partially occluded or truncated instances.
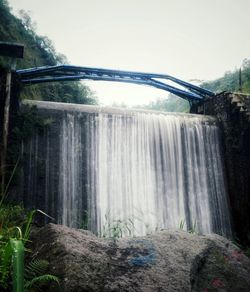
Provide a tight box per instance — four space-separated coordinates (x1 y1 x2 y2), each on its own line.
29 223 250 291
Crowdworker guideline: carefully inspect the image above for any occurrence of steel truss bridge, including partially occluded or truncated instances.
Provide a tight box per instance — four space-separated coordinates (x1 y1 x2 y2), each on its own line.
16 65 214 102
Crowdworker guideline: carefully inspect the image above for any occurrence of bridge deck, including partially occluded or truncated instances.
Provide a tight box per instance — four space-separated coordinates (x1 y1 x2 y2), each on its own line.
16 65 214 102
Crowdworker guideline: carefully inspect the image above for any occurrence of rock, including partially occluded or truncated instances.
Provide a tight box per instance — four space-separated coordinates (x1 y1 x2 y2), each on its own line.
29 223 250 292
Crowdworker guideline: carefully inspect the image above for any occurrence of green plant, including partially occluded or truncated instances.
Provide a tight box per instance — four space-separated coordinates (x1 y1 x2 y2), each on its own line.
100 209 162 239
0 205 57 291
0 157 20 205
0 159 25 290
178 219 198 234
0 238 12 289
11 238 25 292
0 224 26 291
0 2 98 104
188 220 197 234
24 259 59 292
101 213 135 241
22 209 54 244
179 219 185 230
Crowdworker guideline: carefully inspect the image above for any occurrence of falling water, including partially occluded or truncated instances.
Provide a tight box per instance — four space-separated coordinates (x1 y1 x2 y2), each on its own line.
20 101 232 237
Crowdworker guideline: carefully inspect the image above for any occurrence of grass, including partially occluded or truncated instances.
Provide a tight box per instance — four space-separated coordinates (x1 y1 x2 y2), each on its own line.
101 213 135 242
0 159 59 291
178 219 198 234
0 204 60 291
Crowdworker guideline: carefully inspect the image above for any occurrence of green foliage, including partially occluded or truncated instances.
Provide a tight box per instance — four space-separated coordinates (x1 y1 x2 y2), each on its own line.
201 59 250 94
21 81 98 105
24 259 59 292
0 204 25 232
0 205 58 291
0 157 20 205
178 219 198 234
100 209 161 239
242 59 250 93
202 71 239 93
0 0 98 105
179 219 185 230
101 213 135 241
0 194 57 291
0 240 12 289
10 239 25 292
0 204 27 290
25 260 49 280
25 274 59 291
188 220 197 234
0 0 58 69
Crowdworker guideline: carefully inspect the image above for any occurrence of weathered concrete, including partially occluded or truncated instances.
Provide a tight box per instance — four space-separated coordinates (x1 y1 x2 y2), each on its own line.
0 69 20 192
29 223 250 292
192 93 250 245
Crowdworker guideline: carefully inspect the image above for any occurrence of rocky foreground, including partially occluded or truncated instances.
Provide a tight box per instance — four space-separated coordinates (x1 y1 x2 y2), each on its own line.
29 224 250 291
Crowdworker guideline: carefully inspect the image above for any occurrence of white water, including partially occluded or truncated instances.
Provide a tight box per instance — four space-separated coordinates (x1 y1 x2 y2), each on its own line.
21 101 232 237
84 111 232 237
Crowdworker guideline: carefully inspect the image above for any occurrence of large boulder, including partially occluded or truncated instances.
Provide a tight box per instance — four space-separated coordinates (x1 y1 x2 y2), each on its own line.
29 223 250 291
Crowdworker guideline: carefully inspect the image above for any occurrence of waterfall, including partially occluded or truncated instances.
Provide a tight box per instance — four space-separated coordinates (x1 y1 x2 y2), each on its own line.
20 101 232 237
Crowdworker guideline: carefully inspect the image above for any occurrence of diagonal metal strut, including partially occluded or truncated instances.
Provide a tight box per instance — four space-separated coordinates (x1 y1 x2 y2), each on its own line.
16 65 214 101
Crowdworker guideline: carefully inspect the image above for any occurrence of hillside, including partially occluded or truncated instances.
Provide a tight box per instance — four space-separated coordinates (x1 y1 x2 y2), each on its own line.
134 61 250 113
201 59 250 94
0 0 97 104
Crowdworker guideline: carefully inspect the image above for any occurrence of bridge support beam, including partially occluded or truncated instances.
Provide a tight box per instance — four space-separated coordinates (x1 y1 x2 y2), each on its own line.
0 42 23 195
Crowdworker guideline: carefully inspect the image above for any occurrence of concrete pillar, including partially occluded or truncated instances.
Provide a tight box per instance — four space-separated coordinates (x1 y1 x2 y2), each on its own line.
0 42 23 196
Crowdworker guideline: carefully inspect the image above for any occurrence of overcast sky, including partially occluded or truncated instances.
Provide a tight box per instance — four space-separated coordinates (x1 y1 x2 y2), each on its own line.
7 0 250 106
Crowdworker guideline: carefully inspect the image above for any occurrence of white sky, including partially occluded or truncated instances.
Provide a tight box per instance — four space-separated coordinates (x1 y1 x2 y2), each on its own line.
7 0 250 106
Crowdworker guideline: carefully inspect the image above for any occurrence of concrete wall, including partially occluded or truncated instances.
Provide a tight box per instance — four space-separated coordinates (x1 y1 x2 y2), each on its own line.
0 69 20 191
1 73 250 244
192 93 250 245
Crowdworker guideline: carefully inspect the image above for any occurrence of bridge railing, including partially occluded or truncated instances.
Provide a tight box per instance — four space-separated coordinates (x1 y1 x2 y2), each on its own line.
16 65 215 102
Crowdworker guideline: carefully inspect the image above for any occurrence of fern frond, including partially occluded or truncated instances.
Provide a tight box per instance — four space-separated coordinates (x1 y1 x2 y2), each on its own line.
25 259 49 280
24 274 59 289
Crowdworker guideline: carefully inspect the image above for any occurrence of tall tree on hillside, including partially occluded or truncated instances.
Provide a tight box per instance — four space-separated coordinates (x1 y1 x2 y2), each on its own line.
201 59 250 94
0 0 97 104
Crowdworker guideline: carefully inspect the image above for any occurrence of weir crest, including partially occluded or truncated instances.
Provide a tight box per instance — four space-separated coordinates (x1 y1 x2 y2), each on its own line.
19 100 232 237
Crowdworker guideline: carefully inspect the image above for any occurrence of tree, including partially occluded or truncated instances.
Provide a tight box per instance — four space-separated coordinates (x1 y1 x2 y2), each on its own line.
201 60 250 94
0 1 97 105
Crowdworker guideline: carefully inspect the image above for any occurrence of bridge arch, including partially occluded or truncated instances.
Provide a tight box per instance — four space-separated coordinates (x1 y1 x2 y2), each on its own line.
16 65 214 102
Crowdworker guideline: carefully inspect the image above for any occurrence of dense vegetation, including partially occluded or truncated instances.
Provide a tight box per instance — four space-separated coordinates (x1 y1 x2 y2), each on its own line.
141 60 250 113
0 0 97 104
201 59 250 94
0 203 60 291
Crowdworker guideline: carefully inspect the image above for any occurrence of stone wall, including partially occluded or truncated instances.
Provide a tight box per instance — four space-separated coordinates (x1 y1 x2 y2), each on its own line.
191 93 250 245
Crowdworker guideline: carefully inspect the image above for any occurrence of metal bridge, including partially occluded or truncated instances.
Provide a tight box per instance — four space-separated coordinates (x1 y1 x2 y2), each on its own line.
16 65 214 102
